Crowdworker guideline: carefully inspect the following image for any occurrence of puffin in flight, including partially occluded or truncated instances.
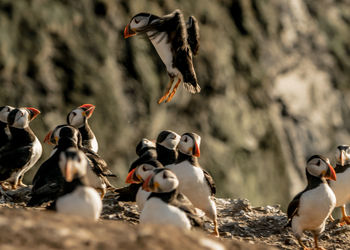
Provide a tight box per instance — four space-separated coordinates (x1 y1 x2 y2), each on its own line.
0 107 42 189
286 155 336 250
124 9 200 103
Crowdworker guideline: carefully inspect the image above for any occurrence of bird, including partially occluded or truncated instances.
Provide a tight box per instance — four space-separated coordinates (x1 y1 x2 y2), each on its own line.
156 130 181 166
286 155 337 250
124 9 200 104
125 159 164 210
0 105 14 149
0 107 42 190
140 168 203 230
328 145 350 225
167 132 218 236
48 147 102 220
67 104 98 153
28 125 81 206
43 125 115 199
114 138 157 202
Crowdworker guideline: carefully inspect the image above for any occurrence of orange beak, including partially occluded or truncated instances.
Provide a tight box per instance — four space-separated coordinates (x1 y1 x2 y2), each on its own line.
124 24 136 38
325 163 337 181
25 107 41 121
65 160 73 182
125 168 141 184
80 104 95 118
340 151 345 166
44 131 53 144
142 175 153 192
193 141 200 157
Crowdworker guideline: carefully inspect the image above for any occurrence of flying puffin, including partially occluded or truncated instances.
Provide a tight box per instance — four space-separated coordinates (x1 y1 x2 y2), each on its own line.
0 105 14 149
48 147 102 220
140 168 203 229
0 107 42 189
286 155 336 250
328 145 350 225
115 138 157 201
167 132 218 236
156 130 181 166
125 159 164 210
124 9 200 104
43 125 115 199
67 104 98 153
28 125 81 207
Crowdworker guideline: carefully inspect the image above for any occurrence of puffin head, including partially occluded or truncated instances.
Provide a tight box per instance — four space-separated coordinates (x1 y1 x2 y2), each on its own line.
306 155 336 181
124 13 160 38
335 145 350 166
7 107 40 129
156 130 181 150
142 168 178 193
67 104 95 128
44 125 82 147
59 147 88 182
125 160 163 184
0 105 14 123
135 138 156 156
178 132 201 157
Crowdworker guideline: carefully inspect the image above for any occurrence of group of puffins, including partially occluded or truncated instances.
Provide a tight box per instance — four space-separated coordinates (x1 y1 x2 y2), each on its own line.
0 8 350 249
0 104 218 235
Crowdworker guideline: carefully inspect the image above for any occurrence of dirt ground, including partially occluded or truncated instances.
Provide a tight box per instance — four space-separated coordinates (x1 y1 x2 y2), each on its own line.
0 187 349 250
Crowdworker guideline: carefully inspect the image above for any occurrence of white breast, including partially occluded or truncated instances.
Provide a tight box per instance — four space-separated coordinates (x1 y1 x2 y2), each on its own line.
136 186 150 211
292 183 336 236
147 31 179 76
90 137 98 153
329 168 350 206
56 186 102 220
167 162 216 219
140 197 191 230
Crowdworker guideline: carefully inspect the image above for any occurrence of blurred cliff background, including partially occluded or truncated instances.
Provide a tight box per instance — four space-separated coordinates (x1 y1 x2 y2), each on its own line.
0 0 349 208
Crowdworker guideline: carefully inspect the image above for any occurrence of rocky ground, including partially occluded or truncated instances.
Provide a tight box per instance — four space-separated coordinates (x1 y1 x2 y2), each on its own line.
1 188 349 249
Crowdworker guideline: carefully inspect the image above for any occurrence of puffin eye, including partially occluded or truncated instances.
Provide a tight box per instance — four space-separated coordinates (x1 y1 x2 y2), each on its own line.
72 112 76 116
184 137 188 143
316 160 321 166
142 166 146 171
134 18 140 24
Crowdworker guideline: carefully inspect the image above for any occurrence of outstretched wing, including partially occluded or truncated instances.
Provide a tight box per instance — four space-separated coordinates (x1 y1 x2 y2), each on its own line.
186 16 200 56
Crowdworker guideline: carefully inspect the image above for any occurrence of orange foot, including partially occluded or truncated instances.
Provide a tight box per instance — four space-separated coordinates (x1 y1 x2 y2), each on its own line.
339 216 350 225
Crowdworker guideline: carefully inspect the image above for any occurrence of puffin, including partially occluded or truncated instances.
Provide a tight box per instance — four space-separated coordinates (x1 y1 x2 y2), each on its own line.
140 168 203 229
156 130 181 166
286 155 337 250
124 9 200 104
67 104 98 153
0 105 14 149
0 107 42 189
48 147 102 220
43 125 115 199
28 125 81 206
115 138 157 201
167 132 218 236
125 159 164 210
328 145 350 225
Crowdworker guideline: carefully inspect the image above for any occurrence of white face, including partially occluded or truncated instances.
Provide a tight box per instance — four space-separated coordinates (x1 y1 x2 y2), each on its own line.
59 148 88 182
129 15 151 31
10 108 31 129
178 133 201 156
148 169 179 193
306 157 330 177
67 108 85 128
335 145 350 166
0 106 14 123
159 132 181 150
142 138 156 149
135 163 157 181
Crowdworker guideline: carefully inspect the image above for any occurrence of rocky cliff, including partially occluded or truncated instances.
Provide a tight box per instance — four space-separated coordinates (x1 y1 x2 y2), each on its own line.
0 0 349 208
